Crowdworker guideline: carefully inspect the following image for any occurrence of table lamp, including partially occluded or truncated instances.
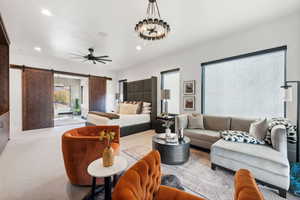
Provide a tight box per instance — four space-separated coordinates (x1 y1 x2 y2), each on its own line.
161 89 170 116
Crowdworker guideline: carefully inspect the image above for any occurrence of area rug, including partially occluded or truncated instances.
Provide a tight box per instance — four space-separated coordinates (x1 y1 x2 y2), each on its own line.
121 145 295 200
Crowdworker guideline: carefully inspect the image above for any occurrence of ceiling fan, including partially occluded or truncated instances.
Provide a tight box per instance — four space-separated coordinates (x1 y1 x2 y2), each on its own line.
71 48 112 64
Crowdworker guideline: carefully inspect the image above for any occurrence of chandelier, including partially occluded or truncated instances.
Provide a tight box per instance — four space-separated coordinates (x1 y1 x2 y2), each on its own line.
135 0 170 41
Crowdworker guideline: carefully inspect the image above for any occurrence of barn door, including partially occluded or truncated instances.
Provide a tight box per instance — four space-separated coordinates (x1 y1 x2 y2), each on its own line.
22 68 54 130
89 76 107 112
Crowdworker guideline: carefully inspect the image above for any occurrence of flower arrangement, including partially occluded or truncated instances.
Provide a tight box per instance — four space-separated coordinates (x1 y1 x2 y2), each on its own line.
99 130 116 167
99 130 115 147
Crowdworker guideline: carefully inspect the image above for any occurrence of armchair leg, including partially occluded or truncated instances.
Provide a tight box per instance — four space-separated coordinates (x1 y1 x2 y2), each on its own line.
211 163 216 170
279 189 286 198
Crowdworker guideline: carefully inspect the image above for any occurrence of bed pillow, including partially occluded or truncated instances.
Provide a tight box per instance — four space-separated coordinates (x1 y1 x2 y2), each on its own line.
188 114 204 129
143 102 151 107
142 106 151 114
124 101 143 114
249 118 268 141
119 103 139 114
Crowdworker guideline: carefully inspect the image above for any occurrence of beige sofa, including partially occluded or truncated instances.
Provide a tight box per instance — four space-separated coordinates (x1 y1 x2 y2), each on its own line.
175 114 290 198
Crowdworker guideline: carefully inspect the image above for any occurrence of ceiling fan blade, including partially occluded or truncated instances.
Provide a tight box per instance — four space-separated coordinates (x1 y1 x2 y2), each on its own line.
95 56 109 59
96 60 106 64
97 59 112 62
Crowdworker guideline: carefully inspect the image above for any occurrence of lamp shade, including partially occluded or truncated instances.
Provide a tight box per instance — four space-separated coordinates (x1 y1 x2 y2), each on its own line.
281 86 293 102
161 89 170 100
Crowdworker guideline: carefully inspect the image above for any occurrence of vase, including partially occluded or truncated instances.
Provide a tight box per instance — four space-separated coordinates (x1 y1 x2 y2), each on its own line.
103 146 114 167
178 128 184 141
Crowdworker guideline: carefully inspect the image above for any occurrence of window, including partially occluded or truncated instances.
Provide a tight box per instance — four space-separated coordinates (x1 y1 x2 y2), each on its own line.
161 69 180 114
54 85 72 114
201 46 286 118
118 79 127 102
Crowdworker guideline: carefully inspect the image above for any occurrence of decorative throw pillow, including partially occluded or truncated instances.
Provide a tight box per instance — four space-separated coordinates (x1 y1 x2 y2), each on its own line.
221 130 265 145
265 117 297 145
119 103 139 114
188 114 204 129
133 101 143 114
249 118 268 141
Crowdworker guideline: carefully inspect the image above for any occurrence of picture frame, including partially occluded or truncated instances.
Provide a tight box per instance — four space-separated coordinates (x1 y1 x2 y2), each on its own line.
183 80 195 95
183 96 195 110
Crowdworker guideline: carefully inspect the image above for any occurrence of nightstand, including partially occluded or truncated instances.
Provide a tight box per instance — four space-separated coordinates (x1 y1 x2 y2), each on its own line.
153 115 176 133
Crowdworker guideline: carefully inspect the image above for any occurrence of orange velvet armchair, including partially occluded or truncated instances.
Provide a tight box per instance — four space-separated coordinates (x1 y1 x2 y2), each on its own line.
234 169 264 200
112 150 204 200
62 125 120 185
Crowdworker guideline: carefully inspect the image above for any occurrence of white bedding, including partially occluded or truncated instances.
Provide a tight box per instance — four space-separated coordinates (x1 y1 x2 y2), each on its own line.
87 113 150 127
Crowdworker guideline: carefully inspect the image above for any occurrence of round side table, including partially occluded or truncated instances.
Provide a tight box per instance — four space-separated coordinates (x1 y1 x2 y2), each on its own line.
87 156 127 200
152 134 190 165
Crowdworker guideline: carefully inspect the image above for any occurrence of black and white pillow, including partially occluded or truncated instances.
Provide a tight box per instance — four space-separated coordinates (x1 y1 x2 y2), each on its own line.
221 130 265 145
265 118 297 145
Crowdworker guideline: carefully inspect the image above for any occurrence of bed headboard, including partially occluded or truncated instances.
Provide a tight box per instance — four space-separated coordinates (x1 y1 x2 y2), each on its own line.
123 76 157 120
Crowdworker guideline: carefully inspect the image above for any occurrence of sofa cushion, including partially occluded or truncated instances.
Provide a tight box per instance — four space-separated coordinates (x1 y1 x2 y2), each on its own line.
184 129 220 143
203 115 231 131
230 117 256 132
249 118 268 141
188 114 204 129
211 139 289 177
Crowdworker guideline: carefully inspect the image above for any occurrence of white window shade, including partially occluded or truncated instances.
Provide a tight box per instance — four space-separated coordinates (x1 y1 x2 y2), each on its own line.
202 49 285 118
162 70 180 114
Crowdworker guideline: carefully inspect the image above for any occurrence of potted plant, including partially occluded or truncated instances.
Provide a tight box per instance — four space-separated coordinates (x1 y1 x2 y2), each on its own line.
99 130 116 167
73 98 81 115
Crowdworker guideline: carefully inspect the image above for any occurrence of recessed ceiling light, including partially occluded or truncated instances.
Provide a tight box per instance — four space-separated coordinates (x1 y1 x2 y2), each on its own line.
34 46 42 52
41 9 52 16
136 45 142 51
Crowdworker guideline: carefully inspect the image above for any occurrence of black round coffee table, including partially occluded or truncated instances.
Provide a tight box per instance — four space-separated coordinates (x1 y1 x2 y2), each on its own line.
152 134 190 165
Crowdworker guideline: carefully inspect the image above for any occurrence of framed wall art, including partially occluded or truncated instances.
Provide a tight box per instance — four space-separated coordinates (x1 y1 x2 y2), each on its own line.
183 96 195 110
183 80 195 95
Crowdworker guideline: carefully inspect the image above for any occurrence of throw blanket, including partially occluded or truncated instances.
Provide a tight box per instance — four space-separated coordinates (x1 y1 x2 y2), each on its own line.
221 130 265 145
89 111 120 120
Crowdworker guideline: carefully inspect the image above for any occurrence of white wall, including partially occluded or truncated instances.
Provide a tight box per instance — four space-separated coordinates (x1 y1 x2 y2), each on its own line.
9 53 117 134
117 12 300 161
118 12 300 120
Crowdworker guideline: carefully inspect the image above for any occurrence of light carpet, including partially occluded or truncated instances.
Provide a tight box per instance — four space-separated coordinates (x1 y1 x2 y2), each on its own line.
122 145 294 200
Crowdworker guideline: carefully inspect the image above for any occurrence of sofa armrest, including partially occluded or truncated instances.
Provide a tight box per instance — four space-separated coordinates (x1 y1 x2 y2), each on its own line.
175 114 188 130
157 185 204 200
271 125 288 157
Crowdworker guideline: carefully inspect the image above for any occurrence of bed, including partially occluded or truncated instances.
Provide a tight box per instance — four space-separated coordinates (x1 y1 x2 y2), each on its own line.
86 76 157 137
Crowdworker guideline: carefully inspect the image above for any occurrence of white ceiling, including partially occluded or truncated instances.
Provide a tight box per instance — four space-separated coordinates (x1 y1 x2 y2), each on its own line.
1 0 300 71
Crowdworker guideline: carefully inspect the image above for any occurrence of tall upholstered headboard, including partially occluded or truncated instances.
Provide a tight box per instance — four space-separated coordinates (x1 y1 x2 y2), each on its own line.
123 76 157 120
